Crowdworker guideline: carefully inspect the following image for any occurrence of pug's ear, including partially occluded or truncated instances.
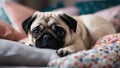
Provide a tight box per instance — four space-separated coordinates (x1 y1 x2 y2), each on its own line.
22 15 36 34
59 14 77 33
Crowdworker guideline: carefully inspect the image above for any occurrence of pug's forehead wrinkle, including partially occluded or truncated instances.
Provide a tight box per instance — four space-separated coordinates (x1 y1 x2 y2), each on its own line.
36 14 43 19
47 17 57 26
30 19 46 31
30 11 65 31
34 11 64 19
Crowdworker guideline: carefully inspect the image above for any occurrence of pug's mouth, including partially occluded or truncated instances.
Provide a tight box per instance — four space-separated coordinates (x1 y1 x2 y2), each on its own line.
35 33 64 49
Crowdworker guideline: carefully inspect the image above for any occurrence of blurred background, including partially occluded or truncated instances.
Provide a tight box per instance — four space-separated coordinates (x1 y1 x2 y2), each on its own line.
0 0 120 41
0 0 120 14
7 0 87 10
4 0 120 15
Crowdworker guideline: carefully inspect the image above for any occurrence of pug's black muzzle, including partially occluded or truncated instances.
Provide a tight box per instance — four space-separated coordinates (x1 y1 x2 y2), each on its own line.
35 33 64 49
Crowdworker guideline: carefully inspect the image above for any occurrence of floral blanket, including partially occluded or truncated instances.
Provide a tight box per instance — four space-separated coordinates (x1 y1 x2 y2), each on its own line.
49 33 120 68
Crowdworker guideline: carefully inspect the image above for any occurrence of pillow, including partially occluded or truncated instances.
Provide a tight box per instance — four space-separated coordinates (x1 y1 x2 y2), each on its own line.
0 20 26 41
0 39 58 66
3 2 35 33
75 0 120 14
95 5 120 32
94 33 120 48
49 33 120 67
0 5 11 24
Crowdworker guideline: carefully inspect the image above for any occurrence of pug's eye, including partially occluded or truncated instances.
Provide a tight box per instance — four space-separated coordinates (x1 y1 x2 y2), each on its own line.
32 26 41 38
56 26 66 38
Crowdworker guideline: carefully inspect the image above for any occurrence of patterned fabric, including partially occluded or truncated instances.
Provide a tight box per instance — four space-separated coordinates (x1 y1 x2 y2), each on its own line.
94 33 120 48
49 33 120 68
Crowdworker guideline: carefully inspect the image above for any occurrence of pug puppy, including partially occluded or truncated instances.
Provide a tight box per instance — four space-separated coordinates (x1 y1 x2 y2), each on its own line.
22 11 116 57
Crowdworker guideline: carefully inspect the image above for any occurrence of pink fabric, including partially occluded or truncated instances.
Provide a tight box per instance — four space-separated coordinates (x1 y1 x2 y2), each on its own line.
0 20 26 41
95 5 120 32
4 2 35 33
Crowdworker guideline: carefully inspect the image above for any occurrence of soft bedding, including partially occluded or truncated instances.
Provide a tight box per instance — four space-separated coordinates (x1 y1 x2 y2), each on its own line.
0 39 58 66
0 34 120 67
49 33 120 68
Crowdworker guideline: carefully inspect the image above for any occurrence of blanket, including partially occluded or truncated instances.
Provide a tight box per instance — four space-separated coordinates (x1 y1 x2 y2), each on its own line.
49 33 120 68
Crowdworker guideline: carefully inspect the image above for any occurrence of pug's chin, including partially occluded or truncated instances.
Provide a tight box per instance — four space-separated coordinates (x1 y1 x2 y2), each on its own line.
35 39 64 50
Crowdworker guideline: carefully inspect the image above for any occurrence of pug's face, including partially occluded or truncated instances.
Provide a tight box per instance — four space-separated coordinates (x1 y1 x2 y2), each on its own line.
22 11 77 49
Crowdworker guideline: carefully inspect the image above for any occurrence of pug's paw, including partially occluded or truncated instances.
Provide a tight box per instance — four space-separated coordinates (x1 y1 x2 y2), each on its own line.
24 42 34 47
57 47 76 57
18 38 33 46
19 40 34 47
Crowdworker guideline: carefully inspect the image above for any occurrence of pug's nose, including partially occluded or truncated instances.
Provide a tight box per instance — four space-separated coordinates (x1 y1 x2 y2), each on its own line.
43 33 53 40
